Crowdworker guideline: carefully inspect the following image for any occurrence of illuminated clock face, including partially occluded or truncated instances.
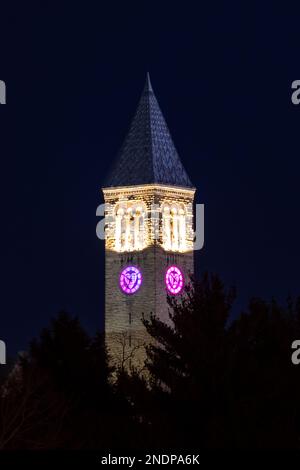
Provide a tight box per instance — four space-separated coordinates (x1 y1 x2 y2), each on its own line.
120 266 142 294
165 266 184 295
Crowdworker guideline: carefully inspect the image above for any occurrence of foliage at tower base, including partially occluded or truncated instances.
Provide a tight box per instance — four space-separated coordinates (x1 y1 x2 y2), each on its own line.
118 273 300 449
2 275 300 449
0 313 139 449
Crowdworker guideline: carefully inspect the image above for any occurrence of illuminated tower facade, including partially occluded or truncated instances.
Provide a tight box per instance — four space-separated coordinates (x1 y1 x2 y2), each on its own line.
102 75 195 371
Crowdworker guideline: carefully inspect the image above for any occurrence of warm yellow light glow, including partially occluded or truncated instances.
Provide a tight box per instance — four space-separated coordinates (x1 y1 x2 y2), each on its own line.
102 184 195 254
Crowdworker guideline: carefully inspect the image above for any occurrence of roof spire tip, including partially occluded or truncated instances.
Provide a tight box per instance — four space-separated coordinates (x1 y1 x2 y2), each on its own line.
145 72 153 92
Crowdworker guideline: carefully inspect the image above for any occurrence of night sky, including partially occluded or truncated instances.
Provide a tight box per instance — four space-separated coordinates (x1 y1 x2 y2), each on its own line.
1 1 300 354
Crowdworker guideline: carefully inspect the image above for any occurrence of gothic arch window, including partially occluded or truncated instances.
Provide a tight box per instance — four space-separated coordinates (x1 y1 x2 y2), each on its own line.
114 202 146 252
134 205 145 250
162 204 171 250
162 202 187 252
178 204 187 251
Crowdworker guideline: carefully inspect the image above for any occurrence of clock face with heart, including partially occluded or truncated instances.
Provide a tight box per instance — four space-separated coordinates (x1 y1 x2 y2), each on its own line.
119 266 142 294
165 266 184 295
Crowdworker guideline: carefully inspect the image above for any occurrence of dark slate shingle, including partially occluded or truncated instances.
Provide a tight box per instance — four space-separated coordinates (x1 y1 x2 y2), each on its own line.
104 74 193 188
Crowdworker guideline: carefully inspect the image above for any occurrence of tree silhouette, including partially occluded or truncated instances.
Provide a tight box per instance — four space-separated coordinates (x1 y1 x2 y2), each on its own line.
0 312 137 449
120 273 300 449
2 277 300 449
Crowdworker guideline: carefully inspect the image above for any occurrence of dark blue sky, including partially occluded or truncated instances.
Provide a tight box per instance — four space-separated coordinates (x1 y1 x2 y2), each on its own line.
1 1 300 353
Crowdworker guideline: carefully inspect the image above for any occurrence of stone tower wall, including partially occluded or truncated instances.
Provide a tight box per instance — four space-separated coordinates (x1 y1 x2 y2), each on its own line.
103 184 195 372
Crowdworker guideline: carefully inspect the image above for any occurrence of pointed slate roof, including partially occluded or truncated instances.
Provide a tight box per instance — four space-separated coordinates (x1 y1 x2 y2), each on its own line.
104 74 194 188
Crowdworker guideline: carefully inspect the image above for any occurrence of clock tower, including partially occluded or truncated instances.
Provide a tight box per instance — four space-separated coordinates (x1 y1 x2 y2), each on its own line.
102 74 195 372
